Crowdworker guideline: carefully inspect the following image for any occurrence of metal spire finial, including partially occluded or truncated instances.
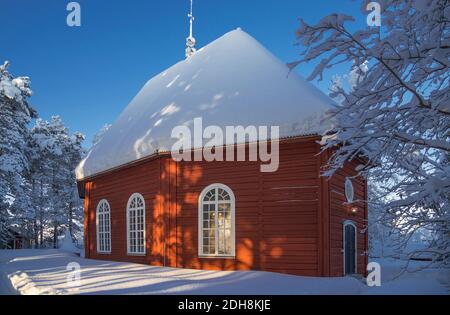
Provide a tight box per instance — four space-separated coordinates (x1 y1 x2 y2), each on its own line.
185 0 196 58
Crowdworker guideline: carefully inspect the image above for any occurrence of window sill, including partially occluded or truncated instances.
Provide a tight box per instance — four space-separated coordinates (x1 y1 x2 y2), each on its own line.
127 253 146 257
97 252 111 255
199 255 236 259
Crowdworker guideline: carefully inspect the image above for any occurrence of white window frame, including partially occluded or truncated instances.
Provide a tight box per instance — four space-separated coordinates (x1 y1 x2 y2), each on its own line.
343 220 357 275
198 183 236 258
126 193 146 256
345 178 355 203
96 199 111 254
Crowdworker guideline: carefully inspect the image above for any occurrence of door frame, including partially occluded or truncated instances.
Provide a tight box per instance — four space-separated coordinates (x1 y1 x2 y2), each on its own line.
343 220 357 275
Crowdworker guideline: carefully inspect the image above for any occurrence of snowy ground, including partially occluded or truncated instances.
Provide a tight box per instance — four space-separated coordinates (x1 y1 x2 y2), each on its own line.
0 250 448 295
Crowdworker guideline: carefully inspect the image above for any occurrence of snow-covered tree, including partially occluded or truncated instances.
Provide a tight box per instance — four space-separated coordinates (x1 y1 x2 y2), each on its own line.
0 61 37 247
292 0 449 265
26 118 62 247
28 117 85 248
63 131 85 244
367 180 395 258
1 61 85 249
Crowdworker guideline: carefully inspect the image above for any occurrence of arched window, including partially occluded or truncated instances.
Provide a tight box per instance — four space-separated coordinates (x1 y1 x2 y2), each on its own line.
199 184 235 257
343 220 357 275
127 193 146 255
96 199 111 253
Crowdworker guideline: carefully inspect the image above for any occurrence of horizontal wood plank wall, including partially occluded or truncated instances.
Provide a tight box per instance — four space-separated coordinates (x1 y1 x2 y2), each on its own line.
83 181 92 258
83 137 368 277
318 149 331 276
260 140 320 276
161 157 178 268
86 159 160 265
174 138 321 276
175 159 261 271
328 160 368 277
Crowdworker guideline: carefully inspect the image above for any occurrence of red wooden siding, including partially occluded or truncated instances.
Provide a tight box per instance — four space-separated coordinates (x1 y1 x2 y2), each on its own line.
260 140 320 276
327 159 368 277
82 137 368 277
86 158 161 265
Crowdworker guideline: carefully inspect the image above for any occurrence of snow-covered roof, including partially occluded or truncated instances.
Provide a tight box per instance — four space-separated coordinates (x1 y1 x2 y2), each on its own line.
76 29 335 180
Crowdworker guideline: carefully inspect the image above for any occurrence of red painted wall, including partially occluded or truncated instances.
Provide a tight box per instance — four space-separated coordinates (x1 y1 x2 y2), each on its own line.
328 160 368 276
82 137 368 277
84 159 161 265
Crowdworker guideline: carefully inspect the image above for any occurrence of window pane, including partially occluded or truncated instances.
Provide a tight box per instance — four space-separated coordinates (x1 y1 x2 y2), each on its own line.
225 229 232 254
127 195 146 253
225 210 231 229
97 201 112 252
204 189 215 202
209 236 216 247
218 212 224 228
218 229 225 254
200 186 234 256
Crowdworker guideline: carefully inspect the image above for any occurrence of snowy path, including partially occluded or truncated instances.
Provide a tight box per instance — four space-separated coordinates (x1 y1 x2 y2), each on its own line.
0 250 448 295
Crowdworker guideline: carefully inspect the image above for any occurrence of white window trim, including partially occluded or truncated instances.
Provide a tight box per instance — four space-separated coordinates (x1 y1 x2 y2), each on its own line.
198 183 236 258
345 178 355 203
126 193 146 256
96 199 111 254
343 220 357 275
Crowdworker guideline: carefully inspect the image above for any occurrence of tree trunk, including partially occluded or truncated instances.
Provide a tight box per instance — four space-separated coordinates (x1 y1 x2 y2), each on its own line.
39 181 44 248
68 200 73 240
32 178 39 248
33 219 38 249
39 222 43 247
53 224 58 249
52 168 57 249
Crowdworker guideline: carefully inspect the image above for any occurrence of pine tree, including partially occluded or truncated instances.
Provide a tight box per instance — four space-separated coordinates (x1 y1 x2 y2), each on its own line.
61 130 85 244
28 118 59 247
1 61 85 249
27 117 85 247
0 61 36 248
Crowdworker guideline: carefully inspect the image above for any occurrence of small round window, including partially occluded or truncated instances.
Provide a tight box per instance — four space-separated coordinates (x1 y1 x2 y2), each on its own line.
345 178 354 203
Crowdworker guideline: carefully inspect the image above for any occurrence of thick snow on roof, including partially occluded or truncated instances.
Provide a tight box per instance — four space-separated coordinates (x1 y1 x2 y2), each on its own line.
76 29 335 180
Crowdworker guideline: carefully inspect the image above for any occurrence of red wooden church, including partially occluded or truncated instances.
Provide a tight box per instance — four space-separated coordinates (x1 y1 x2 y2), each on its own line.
76 29 368 277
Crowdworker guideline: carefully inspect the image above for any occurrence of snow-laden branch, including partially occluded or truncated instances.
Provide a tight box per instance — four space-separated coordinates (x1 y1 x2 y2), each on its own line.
293 0 450 267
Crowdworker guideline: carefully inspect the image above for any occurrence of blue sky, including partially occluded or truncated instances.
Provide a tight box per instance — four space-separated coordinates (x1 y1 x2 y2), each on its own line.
1 0 366 145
